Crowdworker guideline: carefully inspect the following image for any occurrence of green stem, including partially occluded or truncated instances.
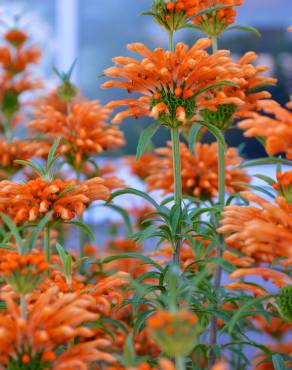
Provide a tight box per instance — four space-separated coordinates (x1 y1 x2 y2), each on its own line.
20 294 27 320
44 225 50 264
176 357 186 370
208 35 226 369
169 31 174 52
211 36 218 53
75 168 85 273
171 126 183 264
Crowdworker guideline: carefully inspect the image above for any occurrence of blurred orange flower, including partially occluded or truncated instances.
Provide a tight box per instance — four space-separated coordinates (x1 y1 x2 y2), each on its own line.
239 99 292 159
0 176 113 224
145 141 249 199
0 287 115 369
218 191 292 263
28 100 125 168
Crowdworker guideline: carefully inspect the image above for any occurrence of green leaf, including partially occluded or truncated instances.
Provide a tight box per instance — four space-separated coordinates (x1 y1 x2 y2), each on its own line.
254 174 275 187
14 159 44 177
237 157 292 169
47 137 61 170
205 257 236 273
104 204 133 237
200 121 227 152
195 4 231 17
56 242 67 266
0 243 17 251
108 188 160 210
103 252 163 272
58 185 79 198
272 354 287 370
65 254 72 278
27 212 52 251
194 80 239 97
0 213 25 255
188 124 202 154
124 335 136 367
136 122 160 160
231 182 275 199
228 295 273 334
65 220 95 240
227 25 261 37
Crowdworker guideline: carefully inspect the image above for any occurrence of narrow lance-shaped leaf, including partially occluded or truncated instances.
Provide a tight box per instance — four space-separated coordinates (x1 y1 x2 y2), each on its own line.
136 121 160 160
0 213 25 255
227 25 261 37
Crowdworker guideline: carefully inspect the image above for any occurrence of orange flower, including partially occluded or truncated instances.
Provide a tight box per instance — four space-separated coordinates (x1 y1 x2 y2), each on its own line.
274 170 292 203
102 39 245 127
189 0 243 33
218 191 292 263
0 251 48 294
0 176 112 224
105 238 147 278
0 287 115 368
199 52 276 129
229 267 292 288
145 142 249 199
0 138 50 179
28 100 125 167
4 29 28 47
127 153 156 179
238 99 292 159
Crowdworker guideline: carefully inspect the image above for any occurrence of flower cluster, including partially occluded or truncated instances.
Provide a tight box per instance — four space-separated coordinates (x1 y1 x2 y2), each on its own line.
142 141 249 199
0 176 114 223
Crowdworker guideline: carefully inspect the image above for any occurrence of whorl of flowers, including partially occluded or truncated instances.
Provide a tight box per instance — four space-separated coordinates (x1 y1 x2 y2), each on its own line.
0 28 42 121
0 251 48 294
218 191 292 263
102 38 248 127
0 286 115 369
0 176 115 224
184 0 243 35
238 99 292 159
199 52 276 129
0 138 50 179
144 141 249 199
28 100 125 167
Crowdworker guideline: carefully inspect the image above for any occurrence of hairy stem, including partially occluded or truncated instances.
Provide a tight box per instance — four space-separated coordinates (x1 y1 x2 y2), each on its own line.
208 36 226 369
76 168 85 273
176 357 186 370
169 31 174 52
171 126 183 264
20 294 27 320
44 225 50 264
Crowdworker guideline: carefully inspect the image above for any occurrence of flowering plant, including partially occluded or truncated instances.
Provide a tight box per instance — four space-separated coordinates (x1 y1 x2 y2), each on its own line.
0 3 291 370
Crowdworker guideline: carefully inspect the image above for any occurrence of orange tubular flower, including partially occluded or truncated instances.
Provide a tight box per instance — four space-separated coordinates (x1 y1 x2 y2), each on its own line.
145 142 249 199
28 100 125 168
0 176 112 224
102 38 245 127
183 0 243 36
218 191 292 263
0 287 115 369
127 153 156 180
0 138 50 179
229 268 292 288
199 52 276 130
0 251 48 294
238 99 292 159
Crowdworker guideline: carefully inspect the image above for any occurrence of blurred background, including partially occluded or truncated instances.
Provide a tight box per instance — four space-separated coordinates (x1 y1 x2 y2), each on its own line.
1 0 292 157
